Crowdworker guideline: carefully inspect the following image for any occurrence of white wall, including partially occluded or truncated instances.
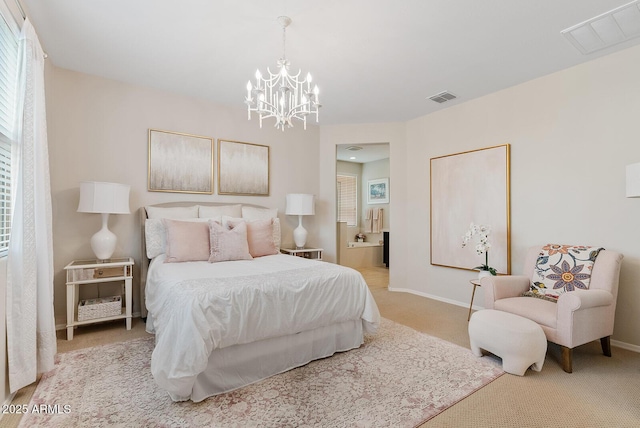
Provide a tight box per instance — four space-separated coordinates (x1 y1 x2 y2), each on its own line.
405 43 640 348
47 66 320 326
321 44 640 348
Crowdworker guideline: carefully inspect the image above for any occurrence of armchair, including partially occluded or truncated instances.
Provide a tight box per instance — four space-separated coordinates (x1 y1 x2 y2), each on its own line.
482 245 623 373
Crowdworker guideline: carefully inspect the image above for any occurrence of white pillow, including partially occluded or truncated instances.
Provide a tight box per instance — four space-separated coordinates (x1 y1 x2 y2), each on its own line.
146 205 198 219
198 204 242 218
241 206 278 220
144 217 214 259
145 219 165 259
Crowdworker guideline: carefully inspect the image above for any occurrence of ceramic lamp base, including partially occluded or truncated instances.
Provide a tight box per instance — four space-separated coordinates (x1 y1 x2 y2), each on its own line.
293 215 308 249
90 213 117 260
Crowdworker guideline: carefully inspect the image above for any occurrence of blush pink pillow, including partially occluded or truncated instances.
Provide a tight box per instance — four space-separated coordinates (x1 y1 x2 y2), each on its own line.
208 220 253 262
229 219 278 257
162 219 210 263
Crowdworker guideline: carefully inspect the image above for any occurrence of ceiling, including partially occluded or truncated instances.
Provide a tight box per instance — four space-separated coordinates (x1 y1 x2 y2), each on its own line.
336 143 389 164
21 1 640 126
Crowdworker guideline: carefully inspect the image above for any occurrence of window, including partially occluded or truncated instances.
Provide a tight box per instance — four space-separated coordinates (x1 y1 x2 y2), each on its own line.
0 9 18 255
337 174 357 226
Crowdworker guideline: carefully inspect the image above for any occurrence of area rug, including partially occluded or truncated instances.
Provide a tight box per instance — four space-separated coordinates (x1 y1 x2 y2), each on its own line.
19 318 503 427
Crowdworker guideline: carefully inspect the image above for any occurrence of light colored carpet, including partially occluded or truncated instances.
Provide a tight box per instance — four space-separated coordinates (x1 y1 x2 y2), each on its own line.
360 267 640 428
17 318 503 427
6 266 640 427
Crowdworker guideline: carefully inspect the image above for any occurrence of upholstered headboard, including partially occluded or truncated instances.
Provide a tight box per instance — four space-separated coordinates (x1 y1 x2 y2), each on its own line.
139 201 272 318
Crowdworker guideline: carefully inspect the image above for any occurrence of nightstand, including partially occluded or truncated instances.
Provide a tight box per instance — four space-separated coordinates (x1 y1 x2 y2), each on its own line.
64 257 134 340
280 247 323 260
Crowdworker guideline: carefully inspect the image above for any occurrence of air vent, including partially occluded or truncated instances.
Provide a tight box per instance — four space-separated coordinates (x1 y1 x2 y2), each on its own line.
428 91 457 104
346 145 363 151
561 0 640 54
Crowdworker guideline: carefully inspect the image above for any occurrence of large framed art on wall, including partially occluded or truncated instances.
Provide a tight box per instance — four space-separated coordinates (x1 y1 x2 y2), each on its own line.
148 129 214 194
430 144 511 274
217 139 270 196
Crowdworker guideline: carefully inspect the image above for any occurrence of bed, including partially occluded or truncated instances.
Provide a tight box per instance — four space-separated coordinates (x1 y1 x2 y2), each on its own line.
140 202 380 402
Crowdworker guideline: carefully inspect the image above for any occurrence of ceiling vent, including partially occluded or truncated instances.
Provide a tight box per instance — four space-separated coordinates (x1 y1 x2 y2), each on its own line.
346 145 363 151
428 91 457 104
561 0 640 54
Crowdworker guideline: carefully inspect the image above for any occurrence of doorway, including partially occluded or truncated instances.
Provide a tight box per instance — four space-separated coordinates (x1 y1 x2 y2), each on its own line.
336 143 390 269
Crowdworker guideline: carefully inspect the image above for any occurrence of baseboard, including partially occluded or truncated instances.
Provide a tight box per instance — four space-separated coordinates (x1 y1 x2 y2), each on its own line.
611 339 640 353
55 311 142 331
388 286 473 310
387 286 639 353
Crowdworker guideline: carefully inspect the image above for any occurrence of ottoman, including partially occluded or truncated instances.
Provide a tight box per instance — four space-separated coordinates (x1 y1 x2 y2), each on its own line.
468 309 547 376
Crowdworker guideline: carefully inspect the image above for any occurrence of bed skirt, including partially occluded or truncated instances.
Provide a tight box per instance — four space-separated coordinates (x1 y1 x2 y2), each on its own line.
184 319 364 402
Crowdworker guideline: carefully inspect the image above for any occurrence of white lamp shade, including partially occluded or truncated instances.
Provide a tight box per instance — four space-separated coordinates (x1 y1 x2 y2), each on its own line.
626 163 640 198
78 181 131 214
285 194 315 215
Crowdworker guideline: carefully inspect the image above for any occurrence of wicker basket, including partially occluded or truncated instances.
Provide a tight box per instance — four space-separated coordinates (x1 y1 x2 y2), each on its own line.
78 295 122 321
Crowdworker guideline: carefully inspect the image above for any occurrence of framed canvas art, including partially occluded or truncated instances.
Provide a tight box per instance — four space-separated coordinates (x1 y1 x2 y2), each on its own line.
430 144 511 274
148 129 214 194
218 139 270 196
367 178 389 204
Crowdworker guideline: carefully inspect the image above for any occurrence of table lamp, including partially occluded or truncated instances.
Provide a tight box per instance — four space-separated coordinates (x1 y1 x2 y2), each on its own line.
77 181 131 260
285 194 315 249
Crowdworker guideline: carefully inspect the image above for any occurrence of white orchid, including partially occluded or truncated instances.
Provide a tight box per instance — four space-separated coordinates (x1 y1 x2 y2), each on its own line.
462 223 496 275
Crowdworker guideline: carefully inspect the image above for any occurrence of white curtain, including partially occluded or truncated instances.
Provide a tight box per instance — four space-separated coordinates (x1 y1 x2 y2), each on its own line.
6 18 56 393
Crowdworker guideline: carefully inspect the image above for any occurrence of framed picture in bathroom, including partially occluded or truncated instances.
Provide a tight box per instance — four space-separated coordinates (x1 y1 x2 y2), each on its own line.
367 178 389 204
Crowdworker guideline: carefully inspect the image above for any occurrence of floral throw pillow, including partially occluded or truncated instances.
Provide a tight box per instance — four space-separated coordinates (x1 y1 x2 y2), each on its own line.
523 244 604 303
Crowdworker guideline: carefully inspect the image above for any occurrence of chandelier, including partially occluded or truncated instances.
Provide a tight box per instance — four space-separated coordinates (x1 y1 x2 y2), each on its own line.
245 16 321 131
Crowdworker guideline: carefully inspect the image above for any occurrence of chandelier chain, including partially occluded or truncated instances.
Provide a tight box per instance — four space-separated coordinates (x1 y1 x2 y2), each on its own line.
282 23 286 60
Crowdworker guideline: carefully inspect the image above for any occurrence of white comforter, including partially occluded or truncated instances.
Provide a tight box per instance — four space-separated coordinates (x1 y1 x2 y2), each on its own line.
145 254 380 400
